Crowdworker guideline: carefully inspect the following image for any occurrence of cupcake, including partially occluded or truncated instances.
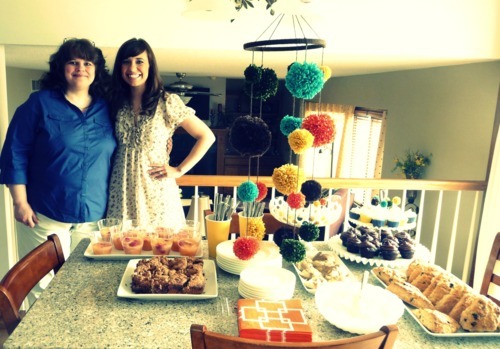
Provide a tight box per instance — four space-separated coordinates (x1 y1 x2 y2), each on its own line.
340 229 357 247
406 210 417 224
399 240 416 259
346 236 362 254
394 231 412 244
349 207 361 220
370 206 387 227
358 208 372 224
380 229 394 241
359 240 378 258
380 238 399 260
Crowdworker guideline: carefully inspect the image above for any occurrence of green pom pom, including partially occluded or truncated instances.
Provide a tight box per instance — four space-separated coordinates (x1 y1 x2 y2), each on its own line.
298 222 320 242
280 239 306 263
237 181 258 202
380 200 388 208
244 64 262 84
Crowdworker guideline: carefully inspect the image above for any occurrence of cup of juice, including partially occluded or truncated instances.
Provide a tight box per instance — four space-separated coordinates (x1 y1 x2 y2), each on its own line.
89 231 113 255
121 230 144 255
178 230 201 257
97 218 122 242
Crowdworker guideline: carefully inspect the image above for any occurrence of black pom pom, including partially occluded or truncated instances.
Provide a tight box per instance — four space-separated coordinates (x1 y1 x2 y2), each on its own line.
371 196 380 206
300 180 322 202
229 115 272 157
273 227 295 248
298 222 320 242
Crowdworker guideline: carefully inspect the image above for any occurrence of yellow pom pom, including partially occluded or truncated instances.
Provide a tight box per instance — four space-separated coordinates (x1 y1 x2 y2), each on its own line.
320 65 332 81
288 129 314 154
246 218 266 240
272 164 306 196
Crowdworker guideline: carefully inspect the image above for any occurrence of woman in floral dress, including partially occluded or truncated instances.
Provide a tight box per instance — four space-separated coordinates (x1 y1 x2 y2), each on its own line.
107 38 215 227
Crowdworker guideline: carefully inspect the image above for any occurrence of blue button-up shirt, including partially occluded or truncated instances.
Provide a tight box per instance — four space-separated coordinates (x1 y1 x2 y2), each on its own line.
0 89 117 223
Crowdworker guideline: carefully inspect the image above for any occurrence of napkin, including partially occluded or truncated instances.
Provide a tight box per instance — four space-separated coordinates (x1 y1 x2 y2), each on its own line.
237 299 312 342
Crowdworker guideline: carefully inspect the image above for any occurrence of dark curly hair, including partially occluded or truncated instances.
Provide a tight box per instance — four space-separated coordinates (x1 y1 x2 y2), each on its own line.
39 38 110 97
109 38 163 118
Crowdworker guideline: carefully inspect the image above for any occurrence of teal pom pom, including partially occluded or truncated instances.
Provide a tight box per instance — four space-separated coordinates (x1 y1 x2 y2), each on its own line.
280 239 306 263
285 62 324 99
280 115 302 136
298 222 320 242
237 181 258 202
380 200 388 208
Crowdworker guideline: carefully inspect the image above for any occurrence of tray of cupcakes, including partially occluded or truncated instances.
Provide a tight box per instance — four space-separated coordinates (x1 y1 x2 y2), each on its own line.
328 226 430 268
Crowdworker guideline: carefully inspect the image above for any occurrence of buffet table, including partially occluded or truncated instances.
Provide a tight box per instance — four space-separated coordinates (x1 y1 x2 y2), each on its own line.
4 240 499 349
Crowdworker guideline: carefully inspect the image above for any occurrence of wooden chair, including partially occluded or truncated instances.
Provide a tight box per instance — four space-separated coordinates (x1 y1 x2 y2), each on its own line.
0 234 65 334
190 324 398 349
480 232 500 306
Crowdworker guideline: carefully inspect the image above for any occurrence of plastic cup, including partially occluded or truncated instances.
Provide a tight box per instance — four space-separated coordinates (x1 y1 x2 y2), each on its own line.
89 231 113 255
178 233 201 257
97 218 122 242
172 220 199 252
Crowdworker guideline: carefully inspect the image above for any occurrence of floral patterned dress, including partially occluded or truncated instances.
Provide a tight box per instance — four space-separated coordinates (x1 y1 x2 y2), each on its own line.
107 93 193 227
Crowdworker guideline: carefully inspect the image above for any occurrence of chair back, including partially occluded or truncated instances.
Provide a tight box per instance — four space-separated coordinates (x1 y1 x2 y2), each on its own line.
190 324 398 349
0 234 65 334
480 232 500 306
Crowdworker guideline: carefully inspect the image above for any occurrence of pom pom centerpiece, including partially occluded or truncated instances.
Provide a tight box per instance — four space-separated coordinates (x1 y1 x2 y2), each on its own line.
280 115 302 136
288 129 314 154
285 62 324 100
229 115 272 157
287 192 306 210
302 113 336 147
280 239 306 263
233 237 260 260
300 180 322 202
298 222 320 242
272 164 305 196
255 181 268 202
237 181 258 202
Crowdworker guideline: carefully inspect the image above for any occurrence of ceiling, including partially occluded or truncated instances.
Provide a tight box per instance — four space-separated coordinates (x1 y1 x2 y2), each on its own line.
1 0 499 79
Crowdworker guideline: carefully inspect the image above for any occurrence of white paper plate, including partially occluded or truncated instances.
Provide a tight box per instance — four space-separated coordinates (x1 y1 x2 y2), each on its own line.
238 266 296 300
84 241 203 260
315 281 404 334
328 235 430 268
117 258 218 300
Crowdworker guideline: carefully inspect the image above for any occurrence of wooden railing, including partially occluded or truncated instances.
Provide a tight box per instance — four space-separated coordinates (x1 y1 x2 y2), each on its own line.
177 175 487 285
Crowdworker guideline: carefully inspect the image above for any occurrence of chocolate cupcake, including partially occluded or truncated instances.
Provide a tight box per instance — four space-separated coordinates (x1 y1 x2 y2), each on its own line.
394 231 411 243
359 240 378 258
399 240 416 259
340 229 357 247
380 239 399 260
380 229 393 241
346 236 362 254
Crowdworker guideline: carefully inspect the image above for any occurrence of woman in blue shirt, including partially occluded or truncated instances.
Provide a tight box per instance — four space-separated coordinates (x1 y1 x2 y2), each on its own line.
0 38 116 302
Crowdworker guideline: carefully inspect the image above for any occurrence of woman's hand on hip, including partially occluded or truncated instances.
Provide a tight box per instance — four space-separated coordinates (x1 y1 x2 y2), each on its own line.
13 202 39 228
148 163 183 180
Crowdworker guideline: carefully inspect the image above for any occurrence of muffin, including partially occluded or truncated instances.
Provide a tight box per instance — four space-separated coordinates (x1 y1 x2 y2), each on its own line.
346 236 362 254
380 238 399 260
399 240 416 259
340 229 357 247
359 240 378 258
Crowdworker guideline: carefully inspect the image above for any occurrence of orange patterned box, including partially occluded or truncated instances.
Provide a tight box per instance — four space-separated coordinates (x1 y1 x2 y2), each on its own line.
237 299 313 342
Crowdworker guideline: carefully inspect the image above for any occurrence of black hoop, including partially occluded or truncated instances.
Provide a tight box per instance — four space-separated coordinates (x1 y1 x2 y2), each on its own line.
243 38 326 52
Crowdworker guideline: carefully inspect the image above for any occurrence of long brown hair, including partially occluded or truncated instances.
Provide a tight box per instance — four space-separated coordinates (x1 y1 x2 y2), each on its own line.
109 38 163 118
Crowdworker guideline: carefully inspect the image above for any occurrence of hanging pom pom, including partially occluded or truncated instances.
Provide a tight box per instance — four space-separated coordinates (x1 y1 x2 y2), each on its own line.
246 219 266 240
285 62 324 99
272 164 305 196
288 129 314 154
371 195 380 206
320 65 332 81
380 200 388 208
229 115 272 157
237 181 258 202
302 113 336 147
255 181 268 202
244 67 278 101
244 64 262 84
280 239 306 263
233 237 260 260
273 227 295 248
287 192 306 210
301 180 322 202
280 115 302 136
299 222 320 242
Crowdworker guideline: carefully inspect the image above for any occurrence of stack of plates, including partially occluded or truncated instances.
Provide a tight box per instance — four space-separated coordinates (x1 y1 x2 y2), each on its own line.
238 265 296 300
216 240 282 275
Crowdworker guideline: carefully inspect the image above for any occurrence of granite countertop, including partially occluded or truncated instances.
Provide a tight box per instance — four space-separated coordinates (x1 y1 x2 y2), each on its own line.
4 240 499 349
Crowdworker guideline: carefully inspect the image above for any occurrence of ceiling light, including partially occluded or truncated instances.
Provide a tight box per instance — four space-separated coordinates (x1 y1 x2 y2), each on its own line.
182 0 238 21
